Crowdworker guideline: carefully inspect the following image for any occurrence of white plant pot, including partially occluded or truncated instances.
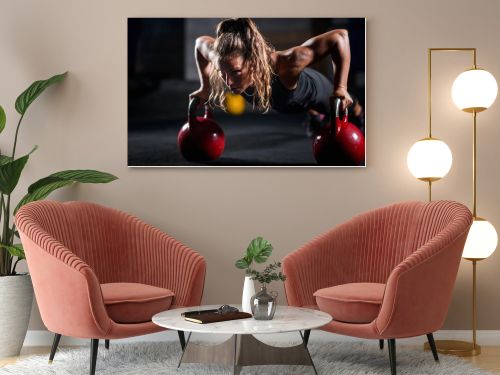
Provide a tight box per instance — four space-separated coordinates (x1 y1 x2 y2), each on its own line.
241 276 255 313
0 274 33 358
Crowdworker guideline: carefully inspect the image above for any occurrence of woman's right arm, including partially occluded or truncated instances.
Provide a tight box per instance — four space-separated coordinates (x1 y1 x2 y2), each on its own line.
191 36 216 101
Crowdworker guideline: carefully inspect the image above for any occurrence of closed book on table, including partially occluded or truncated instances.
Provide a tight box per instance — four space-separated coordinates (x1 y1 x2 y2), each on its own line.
183 311 252 324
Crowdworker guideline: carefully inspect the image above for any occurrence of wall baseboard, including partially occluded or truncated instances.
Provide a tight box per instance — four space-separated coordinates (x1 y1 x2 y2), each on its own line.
23 329 500 347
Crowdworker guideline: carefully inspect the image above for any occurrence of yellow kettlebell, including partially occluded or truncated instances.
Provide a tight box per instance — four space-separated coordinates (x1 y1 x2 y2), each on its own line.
225 93 246 115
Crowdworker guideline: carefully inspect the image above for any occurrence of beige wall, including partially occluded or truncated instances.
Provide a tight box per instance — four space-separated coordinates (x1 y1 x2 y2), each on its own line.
1 0 500 331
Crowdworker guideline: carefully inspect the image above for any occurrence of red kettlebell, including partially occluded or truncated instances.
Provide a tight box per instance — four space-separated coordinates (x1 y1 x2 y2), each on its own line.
178 97 225 162
312 98 365 166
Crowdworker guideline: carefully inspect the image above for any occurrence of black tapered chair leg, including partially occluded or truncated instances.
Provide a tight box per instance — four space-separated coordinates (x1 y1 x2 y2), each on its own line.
48 333 62 363
90 339 99 375
177 330 186 350
105 339 109 350
388 339 396 375
426 333 439 362
303 329 311 347
379 339 384 350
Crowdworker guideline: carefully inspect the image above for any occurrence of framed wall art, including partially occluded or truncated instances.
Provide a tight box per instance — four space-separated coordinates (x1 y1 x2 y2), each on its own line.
128 18 366 167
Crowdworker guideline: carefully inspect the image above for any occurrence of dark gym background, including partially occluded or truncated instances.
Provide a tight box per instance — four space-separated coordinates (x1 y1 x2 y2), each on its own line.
128 18 366 166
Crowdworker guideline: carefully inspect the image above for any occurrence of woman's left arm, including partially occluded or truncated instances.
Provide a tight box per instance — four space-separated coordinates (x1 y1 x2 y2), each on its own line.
284 29 352 109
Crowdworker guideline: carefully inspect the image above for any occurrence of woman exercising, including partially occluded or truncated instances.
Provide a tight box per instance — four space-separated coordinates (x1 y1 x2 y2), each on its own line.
190 18 354 134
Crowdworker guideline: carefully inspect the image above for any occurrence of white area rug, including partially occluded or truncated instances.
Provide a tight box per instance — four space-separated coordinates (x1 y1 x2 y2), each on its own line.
0 341 494 374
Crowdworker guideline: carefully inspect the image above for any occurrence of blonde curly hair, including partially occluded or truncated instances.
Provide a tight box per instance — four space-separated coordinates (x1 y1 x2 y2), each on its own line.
209 18 275 113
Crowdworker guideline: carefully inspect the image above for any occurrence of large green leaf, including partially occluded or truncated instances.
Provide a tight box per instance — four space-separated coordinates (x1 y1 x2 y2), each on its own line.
15 72 67 115
0 105 5 134
14 169 118 214
51 169 118 183
0 244 25 260
0 147 37 194
246 237 273 264
28 170 117 193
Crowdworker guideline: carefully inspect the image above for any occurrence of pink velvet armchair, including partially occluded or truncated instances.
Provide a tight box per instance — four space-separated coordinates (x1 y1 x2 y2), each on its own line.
15 200 206 375
283 200 472 375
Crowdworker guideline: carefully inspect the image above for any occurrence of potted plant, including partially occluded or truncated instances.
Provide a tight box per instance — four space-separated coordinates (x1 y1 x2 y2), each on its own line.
235 237 273 312
0 72 117 358
235 236 286 318
248 260 287 285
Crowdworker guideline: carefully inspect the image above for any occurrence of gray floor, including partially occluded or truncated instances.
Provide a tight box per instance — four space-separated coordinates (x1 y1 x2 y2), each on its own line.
128 111 317 167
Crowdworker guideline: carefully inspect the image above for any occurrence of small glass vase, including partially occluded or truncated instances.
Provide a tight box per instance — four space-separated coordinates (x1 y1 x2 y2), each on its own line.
250 285 278 320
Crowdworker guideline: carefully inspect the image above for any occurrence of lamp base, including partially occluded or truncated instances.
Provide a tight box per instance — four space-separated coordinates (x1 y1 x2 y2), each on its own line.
424 340 481 357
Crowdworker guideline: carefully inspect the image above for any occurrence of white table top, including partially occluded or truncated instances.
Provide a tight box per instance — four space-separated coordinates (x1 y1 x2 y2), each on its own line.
152 305 332 335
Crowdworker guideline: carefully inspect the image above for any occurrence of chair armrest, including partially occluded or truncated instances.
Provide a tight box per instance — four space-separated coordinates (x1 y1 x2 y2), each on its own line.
375 227 470 338
18 230 111 339
283 220 359 307
125 219 206 307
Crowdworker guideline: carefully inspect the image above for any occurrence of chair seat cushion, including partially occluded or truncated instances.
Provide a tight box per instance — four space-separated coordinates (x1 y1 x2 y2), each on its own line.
101 283 174 324
313 283 385 324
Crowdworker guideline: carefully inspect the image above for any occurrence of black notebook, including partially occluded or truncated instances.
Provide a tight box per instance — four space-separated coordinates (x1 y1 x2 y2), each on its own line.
181 309 219 317
181 309 252 324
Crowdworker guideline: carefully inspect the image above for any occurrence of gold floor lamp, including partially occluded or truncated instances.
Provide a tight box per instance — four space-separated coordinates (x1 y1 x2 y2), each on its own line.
407 48 498 356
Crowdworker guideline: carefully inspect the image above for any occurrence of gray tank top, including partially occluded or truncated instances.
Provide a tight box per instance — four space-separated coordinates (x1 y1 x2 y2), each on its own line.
243 67 333 115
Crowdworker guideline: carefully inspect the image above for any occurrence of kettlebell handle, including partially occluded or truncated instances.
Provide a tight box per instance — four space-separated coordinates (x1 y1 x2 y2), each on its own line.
333 97 349 118
188 96 212 119
188 96 201 119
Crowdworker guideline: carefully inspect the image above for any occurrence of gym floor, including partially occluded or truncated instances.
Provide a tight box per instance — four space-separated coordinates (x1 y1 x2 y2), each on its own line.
128 110 318 167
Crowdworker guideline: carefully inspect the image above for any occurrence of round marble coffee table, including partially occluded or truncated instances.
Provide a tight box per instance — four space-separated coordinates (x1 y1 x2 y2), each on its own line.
153 305 331 375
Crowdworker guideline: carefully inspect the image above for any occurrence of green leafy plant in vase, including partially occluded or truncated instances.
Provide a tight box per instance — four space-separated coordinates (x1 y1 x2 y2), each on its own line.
248 261 286 285
0 72 117 357
235 237 286 319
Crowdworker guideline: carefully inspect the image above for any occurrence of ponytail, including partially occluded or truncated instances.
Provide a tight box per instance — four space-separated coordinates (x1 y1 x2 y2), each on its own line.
209 18 275 112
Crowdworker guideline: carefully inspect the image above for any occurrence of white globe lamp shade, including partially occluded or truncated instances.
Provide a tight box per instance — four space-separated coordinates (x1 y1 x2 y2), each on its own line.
452 69 498 112
407 138 453 181
462 218 498 259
